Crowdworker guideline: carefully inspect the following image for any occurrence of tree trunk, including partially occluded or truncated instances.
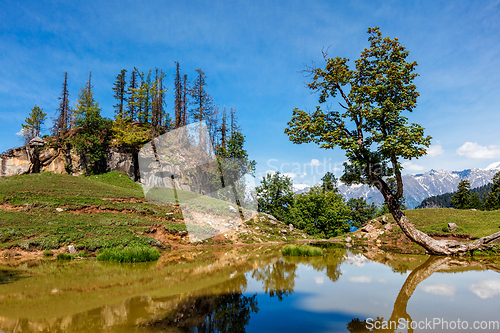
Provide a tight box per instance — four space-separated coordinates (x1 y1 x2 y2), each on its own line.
388 200 500 255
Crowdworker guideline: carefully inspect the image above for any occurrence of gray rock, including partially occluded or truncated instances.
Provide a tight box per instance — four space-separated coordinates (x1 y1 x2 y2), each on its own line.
280 229 288 234
68 245 76 254
345 237 352 243
361 224 375 233
56 208 64 212
384 223 392 231
448 223 458 232
289 224 294 231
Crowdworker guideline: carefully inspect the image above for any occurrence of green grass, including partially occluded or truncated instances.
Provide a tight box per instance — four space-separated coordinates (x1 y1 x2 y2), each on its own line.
0 172 179 252
281 244 323 256
97 245 160 262
386 208 500 238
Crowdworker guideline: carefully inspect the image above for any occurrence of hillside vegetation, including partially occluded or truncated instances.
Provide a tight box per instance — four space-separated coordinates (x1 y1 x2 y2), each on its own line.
0 172 312 257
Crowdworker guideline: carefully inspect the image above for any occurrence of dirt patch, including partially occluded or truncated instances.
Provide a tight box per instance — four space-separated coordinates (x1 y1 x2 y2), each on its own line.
68 206 133 214
101 198 146 204
0 203 22 212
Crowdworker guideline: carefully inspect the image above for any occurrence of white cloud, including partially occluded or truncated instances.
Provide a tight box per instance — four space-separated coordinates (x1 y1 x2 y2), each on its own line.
299 172 307 178
469 280 500 299
402 161 424 171
283 172 297 179
457 142 500 159
348 276 372 283
310 159 321 166
427 144 444 157
344 254 370 267
314 276 324 284
420 283 456 296
265 170 276 175
15 128 25 136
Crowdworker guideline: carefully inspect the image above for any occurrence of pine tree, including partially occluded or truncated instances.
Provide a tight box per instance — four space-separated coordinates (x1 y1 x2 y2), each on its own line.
127 70 139 121
112 69 127 120
150 68 167 130
181 74 189 126
52 72 70 135
174 62 182 128
190 68 214 148
485 171 500 210
451 180 472 209
22 105 47 144
321 172 339 193
72 71 109 174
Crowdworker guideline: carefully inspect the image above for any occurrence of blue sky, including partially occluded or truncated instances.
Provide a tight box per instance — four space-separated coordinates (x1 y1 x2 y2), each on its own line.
1 0 499 187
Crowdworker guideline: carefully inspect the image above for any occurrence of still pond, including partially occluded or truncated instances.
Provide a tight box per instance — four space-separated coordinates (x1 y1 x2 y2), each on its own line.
1 243 500 332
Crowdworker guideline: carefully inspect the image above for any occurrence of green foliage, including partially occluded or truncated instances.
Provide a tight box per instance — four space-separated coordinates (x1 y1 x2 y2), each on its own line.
347 197 378 228
485 171 500 211
417 183 492 209
71 76 111 174
281 244 323 256
321 172 338 193
56 253 73 260
255 172 294 221
286 186 351 238
113 69 128 120
22 105 47 144
451 180 473 209
97 245 160 263
284 27 431 210
111 118 153 148
43 250 54 256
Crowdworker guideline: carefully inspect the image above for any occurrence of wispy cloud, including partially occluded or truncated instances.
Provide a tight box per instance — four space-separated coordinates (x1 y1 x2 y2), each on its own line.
469 280 500 299
402 161 424 171
348 276 372 283
457 142 500 159
427 144 444 157
420 283 456 296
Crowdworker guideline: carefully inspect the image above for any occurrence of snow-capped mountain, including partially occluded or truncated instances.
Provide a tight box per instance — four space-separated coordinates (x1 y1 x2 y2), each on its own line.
293 162 500 209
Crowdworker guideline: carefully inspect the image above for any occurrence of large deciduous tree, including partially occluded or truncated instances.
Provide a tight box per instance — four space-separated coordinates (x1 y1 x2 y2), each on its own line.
284 27 500 255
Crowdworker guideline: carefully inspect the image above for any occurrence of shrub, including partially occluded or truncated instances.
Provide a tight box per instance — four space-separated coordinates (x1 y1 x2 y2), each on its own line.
97 245 160 263
281 244 323 256
43 250 54 256
57 253 73 260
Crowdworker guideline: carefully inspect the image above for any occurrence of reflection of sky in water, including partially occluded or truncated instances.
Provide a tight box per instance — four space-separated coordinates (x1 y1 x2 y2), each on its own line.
245 251 500 332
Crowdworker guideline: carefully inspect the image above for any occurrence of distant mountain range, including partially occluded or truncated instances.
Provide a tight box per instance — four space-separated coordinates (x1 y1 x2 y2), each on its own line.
293 162 500 209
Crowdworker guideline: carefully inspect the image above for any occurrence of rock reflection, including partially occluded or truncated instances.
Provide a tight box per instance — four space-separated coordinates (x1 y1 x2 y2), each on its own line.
347 255 500 332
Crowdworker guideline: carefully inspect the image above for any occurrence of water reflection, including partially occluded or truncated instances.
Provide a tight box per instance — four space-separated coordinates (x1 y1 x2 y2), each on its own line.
347 255 500 332
1 246 500 333
252 259 297 301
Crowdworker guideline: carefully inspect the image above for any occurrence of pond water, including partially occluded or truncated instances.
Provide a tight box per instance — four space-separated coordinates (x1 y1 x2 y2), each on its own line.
1 244 500 332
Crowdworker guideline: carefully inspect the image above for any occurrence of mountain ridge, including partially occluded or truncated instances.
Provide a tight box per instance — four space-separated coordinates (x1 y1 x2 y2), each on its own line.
293 163 500 209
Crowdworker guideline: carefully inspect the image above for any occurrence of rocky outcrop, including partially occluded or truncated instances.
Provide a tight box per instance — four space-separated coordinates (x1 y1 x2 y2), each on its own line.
0 142 136 179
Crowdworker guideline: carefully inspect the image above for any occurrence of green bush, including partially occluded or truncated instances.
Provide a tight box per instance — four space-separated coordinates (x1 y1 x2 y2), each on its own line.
43 250 54 256
97 245 160 263
281 244 323 256
57 253 73 260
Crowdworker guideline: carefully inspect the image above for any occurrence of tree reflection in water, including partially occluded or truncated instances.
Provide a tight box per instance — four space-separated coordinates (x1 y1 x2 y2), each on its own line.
153 293 258 333
252 259 297 301
346 255 500 333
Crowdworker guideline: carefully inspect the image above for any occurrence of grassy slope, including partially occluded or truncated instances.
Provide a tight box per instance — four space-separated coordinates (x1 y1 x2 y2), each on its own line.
0 171 185 251
387 208 500 238
0 172 311 252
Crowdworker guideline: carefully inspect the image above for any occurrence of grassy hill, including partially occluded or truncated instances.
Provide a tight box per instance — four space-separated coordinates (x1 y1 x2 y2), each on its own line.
0 172 310 256
388 208 500 238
